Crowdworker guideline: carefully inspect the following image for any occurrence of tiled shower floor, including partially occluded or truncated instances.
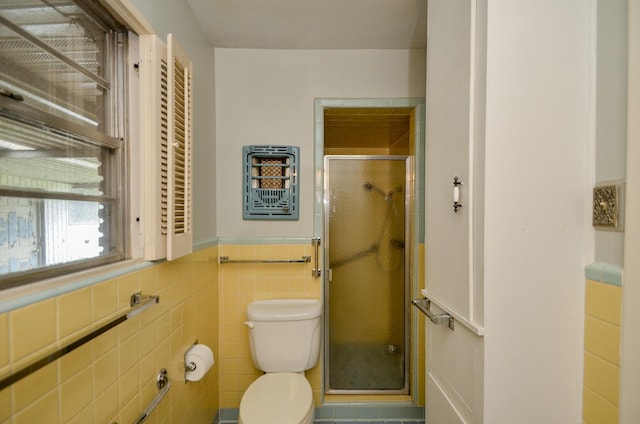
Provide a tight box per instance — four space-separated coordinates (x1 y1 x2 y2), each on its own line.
328 343 405 391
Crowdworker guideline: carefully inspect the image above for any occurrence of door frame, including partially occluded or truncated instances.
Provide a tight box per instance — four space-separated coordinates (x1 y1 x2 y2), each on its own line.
313 98 425 401
620 1 640 421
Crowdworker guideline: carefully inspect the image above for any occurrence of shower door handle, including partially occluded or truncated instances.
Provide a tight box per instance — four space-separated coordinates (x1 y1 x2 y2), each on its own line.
312 237 321 278
411 298 454 330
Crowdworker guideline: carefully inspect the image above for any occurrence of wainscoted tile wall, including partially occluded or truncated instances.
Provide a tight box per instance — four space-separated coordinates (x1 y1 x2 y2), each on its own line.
217 243 322 408
583 263 623 424
2 240 425 423
0 246 219 424
217 241 425 415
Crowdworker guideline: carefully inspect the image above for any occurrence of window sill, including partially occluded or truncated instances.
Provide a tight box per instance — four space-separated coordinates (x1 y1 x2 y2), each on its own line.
0 258 155 314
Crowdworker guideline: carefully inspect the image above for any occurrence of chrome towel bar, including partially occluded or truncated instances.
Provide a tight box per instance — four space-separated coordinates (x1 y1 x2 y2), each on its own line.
219 256 310 264
0 292 159 391
411 297 455 330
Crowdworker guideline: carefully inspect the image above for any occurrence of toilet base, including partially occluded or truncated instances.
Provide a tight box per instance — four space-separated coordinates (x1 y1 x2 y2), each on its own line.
239 373 314 424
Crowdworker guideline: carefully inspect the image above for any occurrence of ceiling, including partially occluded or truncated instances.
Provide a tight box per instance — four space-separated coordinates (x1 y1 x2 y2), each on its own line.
181 2 424 150
185 0 427 50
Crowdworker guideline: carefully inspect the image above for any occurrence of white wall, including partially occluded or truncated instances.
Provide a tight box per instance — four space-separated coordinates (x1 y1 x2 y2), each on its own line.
594 0 628 265
214 48 425 237
483 1 592 422
130 0 217 243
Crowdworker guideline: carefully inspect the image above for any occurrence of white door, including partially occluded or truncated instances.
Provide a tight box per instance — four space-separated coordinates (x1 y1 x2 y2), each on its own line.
422 1 486 422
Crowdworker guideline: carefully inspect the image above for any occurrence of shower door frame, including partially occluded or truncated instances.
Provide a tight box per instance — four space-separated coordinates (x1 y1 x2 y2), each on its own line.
323 154 412 395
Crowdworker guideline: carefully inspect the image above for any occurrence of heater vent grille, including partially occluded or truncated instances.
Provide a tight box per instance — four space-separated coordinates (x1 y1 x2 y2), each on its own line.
243 145 299 220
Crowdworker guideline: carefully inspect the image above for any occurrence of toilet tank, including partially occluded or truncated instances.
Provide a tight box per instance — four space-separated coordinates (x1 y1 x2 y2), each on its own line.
246 299 322 373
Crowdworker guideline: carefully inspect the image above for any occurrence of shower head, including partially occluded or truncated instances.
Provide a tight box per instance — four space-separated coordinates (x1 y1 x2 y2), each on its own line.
364 182 403 201
364 182 387 196
389 238 405 249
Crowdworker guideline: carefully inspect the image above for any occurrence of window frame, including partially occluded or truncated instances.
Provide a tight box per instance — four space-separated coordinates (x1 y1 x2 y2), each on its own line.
0 2 130 289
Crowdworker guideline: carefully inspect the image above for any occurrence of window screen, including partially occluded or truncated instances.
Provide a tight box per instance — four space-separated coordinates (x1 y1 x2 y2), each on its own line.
0 0 128 288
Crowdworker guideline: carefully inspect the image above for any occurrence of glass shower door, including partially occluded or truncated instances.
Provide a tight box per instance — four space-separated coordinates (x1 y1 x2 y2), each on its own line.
324 156 409 394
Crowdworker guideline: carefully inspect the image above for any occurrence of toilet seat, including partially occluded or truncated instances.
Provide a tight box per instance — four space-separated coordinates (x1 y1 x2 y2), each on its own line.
239 373 314 424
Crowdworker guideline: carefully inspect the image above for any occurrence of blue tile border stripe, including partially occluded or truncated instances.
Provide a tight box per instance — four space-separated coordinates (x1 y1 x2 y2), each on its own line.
1 240 222 315
215 405 425 424
585 262 623 286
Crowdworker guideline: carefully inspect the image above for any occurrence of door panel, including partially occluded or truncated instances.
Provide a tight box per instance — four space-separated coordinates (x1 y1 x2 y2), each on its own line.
428 374 468 424
425 0 473 320
424 0 487 422
325 156 409 393
426 320 483 424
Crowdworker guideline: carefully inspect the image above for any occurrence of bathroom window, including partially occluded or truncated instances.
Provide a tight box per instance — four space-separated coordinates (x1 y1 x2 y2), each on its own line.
0 0 129 288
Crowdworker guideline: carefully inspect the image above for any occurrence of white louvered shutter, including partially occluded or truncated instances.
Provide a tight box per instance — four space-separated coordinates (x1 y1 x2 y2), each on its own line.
166 34 192 260
141 34 192 261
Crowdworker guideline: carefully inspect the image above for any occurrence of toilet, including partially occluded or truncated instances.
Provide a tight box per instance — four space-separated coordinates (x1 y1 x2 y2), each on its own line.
239 299 322 424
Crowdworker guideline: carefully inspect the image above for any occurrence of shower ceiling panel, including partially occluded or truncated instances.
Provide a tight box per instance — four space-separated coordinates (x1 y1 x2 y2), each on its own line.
324 108 413 150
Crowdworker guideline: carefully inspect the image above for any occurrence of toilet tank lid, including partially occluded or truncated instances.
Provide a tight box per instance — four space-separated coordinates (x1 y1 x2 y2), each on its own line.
247 299 322 321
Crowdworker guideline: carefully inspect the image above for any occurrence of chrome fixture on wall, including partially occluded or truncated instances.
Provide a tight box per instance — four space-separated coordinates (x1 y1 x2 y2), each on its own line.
133 369 171 424
0 292 159 391
411 297 455 331
219 256 310 264
312 237 321 278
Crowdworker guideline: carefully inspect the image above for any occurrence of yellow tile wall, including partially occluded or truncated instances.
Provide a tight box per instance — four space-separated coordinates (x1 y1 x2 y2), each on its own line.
218 242 425 408
0 246 219 424
583 279 622 424
2 240 425 421
218 244 322 408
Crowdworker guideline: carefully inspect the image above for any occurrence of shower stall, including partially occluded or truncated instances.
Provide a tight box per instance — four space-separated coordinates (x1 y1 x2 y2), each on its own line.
324 155 411 394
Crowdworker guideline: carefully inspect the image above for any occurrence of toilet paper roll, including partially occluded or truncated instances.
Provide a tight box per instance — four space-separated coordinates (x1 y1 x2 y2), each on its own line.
185 344 214 382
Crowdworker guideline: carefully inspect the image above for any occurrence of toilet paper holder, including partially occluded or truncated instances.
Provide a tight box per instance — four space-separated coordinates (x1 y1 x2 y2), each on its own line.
183 340 215 383
185 360 197 372
184 340 199 380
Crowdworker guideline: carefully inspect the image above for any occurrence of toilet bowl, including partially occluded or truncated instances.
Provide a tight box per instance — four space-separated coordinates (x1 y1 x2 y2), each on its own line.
238 299 322 424
238 373 314 424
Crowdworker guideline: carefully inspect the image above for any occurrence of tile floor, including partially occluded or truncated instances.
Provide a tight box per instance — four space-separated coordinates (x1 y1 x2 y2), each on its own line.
215 405 426 424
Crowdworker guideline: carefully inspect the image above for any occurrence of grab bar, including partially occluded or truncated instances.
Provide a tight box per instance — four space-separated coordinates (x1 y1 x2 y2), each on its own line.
411 297 454 330
219 256 310 264
0 292 159 391
311 237 321 278
134 369 171 424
